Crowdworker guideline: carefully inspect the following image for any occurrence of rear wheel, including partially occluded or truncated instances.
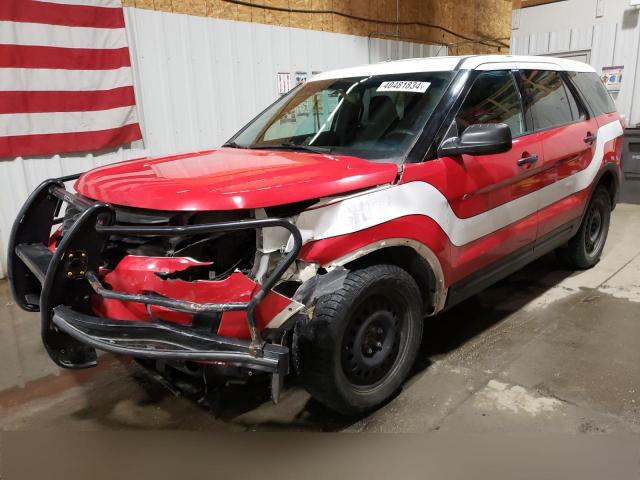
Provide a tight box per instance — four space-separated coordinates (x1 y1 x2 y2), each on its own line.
294 264 423 415
557 186 611 269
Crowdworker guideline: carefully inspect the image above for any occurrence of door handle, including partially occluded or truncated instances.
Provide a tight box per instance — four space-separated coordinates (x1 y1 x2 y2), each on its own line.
517 154 538 167
584 134 597 144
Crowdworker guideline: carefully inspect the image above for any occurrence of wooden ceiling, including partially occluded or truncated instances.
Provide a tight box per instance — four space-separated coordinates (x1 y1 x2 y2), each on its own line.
519 0 567 8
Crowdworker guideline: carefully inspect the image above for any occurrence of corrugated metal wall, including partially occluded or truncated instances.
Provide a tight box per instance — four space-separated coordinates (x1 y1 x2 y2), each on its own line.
0 8 444 278
511 3 640 127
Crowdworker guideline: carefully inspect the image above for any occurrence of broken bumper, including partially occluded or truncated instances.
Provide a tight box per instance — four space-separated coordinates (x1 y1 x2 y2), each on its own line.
51 305 289 373
8 176 302 384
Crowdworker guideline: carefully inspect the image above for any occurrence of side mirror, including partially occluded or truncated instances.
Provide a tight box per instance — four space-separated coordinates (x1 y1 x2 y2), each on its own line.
438 123 513 157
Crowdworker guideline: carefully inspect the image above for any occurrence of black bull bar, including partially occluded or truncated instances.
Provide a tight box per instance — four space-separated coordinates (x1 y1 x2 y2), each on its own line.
7 175 303 397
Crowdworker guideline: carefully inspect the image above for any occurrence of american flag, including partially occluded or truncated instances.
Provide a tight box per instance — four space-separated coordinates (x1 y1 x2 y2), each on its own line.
0 0 142 158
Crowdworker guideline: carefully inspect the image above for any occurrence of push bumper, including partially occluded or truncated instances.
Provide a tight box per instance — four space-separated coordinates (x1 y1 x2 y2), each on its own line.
8 175 302 398
51 305 289 373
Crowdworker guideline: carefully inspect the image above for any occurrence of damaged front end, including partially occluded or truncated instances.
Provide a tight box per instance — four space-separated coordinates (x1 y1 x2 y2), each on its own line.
8 175 307 401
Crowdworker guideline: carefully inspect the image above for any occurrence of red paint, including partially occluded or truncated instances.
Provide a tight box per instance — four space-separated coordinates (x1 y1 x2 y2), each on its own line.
75 148 398 211
300 215 451 280
64 117 621 334
536 120 598 236
0 45 132 70
0 123 142 158
300 115 621 289
299 210 542 288
0 0 126 28
92 255 293 339
400 132 546 221
0 87 136 114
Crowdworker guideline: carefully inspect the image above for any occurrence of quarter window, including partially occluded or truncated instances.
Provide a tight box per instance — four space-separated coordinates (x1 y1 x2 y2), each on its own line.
521 70 585 130
455 70 525 137
568 71 617 116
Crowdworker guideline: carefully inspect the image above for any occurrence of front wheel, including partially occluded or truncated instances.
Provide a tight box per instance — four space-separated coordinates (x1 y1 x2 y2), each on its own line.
294 264 423 415
557 186 611 269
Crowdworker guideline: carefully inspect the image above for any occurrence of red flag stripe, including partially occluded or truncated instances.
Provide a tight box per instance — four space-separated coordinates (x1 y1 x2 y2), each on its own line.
0 87 136 114
0 45 131 70
0 0 125 28
0 123 142 158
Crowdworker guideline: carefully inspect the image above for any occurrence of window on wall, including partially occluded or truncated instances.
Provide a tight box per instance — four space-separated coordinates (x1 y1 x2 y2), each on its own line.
520 70 585 131
455 70 525 137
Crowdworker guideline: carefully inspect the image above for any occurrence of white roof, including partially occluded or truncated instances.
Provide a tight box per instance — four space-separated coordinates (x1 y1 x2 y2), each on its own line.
310 55 596 81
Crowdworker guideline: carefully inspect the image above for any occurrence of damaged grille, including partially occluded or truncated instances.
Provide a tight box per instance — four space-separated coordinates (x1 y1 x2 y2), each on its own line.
62 204 257 282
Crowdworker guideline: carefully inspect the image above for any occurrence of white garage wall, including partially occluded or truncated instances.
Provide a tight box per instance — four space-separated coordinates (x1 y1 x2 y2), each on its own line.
511 0 640 126
0 7 444 278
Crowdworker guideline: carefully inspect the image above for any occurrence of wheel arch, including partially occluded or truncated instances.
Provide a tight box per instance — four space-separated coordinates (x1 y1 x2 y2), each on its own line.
596 165 620 210
324 239 447 316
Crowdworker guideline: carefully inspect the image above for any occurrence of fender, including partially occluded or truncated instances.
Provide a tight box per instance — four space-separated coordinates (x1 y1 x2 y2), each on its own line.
300 235 448 315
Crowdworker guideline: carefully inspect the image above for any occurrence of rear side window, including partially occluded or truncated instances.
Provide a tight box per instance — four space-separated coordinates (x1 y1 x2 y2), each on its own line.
521 70 584 131
568 71 617 116
455 70 525 137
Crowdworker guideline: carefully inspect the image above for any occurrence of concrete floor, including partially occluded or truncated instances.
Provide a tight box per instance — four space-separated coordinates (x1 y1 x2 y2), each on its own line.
2 203 640 433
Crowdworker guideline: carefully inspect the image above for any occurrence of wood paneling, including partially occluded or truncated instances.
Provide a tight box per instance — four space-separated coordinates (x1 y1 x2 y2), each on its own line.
121 0 513 53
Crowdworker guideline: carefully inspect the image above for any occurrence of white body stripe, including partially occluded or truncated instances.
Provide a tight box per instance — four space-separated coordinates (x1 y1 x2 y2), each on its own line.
0 21 127 50
1 106 138 136
293 120 623 247
34 0 122 8
0 67 133 91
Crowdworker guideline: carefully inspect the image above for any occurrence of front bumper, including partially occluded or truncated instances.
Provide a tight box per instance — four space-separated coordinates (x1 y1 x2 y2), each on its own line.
8 175 302 397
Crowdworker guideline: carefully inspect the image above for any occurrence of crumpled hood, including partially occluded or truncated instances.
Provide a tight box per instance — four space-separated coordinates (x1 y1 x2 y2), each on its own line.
75 148 398 211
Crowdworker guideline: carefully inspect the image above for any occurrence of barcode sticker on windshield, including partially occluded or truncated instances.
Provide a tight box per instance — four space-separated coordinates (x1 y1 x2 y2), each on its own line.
377 81 430 93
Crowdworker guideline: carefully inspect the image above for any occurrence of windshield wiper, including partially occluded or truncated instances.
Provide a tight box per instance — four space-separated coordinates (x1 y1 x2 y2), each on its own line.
251 143 332 154
222 141 249 149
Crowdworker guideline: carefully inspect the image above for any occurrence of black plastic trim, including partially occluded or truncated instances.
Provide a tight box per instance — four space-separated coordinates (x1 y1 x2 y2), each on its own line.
444 218 581 310
14 244 53 285
52 306 289 374
9 177 303 368
407 69 474 163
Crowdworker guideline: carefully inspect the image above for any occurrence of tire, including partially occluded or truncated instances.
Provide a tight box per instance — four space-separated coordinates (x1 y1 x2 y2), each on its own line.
294 264 423 415
557 186 611 269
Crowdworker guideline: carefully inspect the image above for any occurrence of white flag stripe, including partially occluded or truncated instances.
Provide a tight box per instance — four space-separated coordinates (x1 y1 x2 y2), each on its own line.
1 105 138 137
33 0 122 8
0 67 133 92
0 21 127 50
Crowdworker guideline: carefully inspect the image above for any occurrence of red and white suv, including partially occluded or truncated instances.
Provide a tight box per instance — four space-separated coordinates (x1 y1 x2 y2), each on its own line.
9 55 623 414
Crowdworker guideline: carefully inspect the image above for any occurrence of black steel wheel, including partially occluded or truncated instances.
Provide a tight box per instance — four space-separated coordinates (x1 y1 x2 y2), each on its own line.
557 186 611 269
584 201 606 256
341 291 407 388
294 264 423 414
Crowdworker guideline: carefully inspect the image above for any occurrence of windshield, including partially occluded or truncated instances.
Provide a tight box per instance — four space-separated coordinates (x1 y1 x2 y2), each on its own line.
229 71 454 162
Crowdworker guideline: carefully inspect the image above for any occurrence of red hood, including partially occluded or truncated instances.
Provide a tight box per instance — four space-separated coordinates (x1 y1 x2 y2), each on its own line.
75 148 398 211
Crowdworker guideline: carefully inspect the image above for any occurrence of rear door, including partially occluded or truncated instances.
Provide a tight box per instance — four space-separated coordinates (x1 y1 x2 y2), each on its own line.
519 69 598 238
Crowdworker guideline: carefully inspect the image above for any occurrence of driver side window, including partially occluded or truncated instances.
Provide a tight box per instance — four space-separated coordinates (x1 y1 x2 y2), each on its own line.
456 70 525 138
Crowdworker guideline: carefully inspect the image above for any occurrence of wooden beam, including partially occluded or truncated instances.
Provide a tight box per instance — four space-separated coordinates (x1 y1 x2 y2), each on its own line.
522 0 567 8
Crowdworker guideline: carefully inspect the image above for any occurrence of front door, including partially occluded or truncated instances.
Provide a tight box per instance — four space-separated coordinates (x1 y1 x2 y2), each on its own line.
402 69 547 285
